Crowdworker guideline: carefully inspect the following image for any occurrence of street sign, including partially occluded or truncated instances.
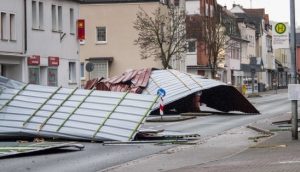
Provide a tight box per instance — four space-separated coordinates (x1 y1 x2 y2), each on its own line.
85 62 94 72
157 88 166 97
272 22 289 49
288 84 300 100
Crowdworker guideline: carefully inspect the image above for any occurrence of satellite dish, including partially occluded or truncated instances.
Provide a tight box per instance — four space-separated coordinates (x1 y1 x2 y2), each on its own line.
86 62 94 72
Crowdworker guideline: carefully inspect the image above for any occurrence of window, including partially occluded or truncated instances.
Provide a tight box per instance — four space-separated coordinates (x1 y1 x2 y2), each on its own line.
58 6 62 32
32 1 37 28
28 67 40 84
1 12 7 40
9 14 16 40
96 27 106 43
69 62 76 82
187 40 196 53
38 2 44 29
48 68 58 86
80 62 85 78
91 62 108 79
186 1 200 15
70 8 74 34
52 5 57 31
205 3 209 16
210 5 214 17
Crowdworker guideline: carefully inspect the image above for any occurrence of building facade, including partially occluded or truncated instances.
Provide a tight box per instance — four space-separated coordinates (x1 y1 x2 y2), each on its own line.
185 0 218 78
79 0 185 86
0 0 81 88
0 0 25 82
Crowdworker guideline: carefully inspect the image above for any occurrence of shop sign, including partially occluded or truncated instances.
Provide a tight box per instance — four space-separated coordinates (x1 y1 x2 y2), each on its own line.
28 55 40 66
48 57 59 66
77 19 85 40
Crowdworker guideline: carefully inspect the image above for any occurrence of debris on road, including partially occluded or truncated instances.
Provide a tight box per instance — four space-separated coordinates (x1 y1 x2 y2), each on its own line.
136 129 200 141
85 69 260 114
0 141 84 158
0 76 158 142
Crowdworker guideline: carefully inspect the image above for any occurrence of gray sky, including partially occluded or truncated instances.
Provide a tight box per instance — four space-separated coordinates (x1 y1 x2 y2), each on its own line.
217 0 300 26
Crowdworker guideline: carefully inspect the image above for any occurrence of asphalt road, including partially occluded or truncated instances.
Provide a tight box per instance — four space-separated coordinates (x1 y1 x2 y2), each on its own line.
0 90 290 172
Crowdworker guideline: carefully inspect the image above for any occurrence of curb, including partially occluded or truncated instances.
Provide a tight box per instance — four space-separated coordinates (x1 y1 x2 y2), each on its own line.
146 116 196 122
246 125 274 135
181 112 212 116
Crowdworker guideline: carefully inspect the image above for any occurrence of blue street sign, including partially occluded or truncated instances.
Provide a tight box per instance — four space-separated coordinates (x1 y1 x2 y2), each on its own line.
157 88 166 97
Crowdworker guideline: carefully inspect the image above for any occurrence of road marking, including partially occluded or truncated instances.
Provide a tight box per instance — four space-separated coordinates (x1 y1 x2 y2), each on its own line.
279 161 300 164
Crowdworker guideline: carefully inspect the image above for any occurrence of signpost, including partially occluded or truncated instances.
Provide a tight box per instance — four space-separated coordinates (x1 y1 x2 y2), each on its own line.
289 0 298 140
157 88 166 119
272 22 289 49
85 62 94 80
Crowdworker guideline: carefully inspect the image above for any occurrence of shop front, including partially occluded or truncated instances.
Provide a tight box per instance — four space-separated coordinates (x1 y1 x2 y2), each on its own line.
27 56 59 86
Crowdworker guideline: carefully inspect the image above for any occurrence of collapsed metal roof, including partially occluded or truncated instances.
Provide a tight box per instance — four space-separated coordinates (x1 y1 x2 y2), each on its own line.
0 76 158 142
86 69 259 114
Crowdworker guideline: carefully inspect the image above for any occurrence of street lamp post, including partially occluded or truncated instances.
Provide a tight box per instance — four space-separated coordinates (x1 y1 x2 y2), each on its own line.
290 0 298 140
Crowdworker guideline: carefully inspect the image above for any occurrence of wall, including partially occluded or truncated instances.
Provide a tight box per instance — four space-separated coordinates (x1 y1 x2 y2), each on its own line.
80 2 164 80
0 0 24 54
26 0 80 87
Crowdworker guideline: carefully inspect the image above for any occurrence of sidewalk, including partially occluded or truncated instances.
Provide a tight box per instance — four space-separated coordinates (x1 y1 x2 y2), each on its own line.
169 113 300 172
249 88 288 97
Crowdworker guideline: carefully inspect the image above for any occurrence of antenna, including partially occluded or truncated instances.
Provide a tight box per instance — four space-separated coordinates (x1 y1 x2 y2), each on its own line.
250 0 252 8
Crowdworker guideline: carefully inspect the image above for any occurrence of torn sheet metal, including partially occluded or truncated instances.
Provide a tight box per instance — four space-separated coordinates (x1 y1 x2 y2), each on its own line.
0 141 84 158
136 129 200 140
85 69 259 114
0 76 158 142
144 70 259 114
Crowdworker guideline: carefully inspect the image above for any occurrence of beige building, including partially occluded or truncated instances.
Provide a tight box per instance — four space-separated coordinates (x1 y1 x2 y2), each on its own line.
79 0 180 85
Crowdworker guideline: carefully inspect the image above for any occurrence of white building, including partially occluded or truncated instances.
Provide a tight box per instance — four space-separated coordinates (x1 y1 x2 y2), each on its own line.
0 0 25 82
0 0 81 88
231 5 274 90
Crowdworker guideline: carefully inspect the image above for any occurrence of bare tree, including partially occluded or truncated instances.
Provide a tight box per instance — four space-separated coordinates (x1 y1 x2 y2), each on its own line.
134 5 186 69
186 6 230 78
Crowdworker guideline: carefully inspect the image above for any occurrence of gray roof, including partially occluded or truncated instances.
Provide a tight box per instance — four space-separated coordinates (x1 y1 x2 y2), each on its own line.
234 13 263 35
0 76 158 142
142 69 259 114
143 70 225 110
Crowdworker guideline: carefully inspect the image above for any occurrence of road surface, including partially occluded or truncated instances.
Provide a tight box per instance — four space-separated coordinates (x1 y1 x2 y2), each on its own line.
0 90 290 172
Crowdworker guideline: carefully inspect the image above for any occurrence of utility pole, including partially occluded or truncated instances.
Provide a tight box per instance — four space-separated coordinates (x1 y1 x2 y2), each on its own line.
290 0 298 140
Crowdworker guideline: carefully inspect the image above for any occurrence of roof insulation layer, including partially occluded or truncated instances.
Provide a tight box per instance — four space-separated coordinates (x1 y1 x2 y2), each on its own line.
0 76 158 142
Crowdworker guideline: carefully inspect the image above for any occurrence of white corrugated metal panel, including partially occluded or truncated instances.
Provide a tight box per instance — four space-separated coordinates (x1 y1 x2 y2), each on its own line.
143 69 225 109
0 77 158 142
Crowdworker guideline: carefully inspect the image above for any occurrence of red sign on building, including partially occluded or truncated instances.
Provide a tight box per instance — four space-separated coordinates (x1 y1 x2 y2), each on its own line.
77 19 85 40
48 56 59 66
27 55 40 65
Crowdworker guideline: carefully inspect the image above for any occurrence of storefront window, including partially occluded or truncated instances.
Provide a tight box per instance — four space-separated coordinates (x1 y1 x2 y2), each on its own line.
28 67 40 84
48 68 58 86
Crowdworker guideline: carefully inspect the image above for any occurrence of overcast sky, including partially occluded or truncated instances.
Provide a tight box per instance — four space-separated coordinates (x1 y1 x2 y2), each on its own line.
217 0 300 26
